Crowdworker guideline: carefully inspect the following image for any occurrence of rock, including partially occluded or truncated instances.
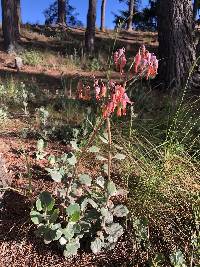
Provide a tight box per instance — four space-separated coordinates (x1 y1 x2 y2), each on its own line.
0 155 12 202
7 44 15 54
15 56 23 71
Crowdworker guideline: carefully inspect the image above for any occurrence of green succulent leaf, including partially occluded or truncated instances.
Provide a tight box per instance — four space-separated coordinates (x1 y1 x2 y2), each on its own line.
70 141 80 151
101 207 113 224
30 210 43 225
103 241 116 250
48 155 56 165
113 143 123 150
73 224 81 234
37 139 45 152
99 135 108 144
102 163 108 175
36 225 58 243
47 169 62 183
113 205 129 217
36 152 46 160
54 229 63 241
85 209 100 222
81 198 98 211
91 237 102 254
79 174 92 186
113 153 126 160
96 176 105 188
35 224 46 236
150 253 165 266
51 223 61 230
49 208 59 223
62 223 75 240
67 154 77 166
66 203 80 222
103 132 108 139
96 155 107 161
43 228 58 243
107 181 117 196
88 146 100 153
36 199 42 211
170 250 187 267
70 211 80 222
59 236 67 246
79 221 91 232
39 191 55 211
67 203 80 216
106 223 124 243
64 239 80 258
72 128 79 139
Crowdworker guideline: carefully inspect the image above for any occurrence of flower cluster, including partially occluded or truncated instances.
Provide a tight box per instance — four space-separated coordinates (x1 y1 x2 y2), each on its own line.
103 81 132 118
76 45 158 119
77 81 91 101
134 45 158 79
113 47 127 75
77 79 132 118
94 79 107 100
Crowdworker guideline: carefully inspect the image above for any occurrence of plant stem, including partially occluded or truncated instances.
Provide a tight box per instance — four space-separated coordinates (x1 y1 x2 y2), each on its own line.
66 117 104 198
107 117 112 181
101 117 112 230
129 105 133 148
24 151 32 194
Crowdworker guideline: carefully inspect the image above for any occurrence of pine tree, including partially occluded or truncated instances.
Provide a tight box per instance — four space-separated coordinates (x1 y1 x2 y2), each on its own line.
157 0 196 89
44 0 83 27
127 0 134 31
58 0 66 25
85 0 97 54
14 0 21 40
100 0 107 32
113 0 140 29
1 0 17 52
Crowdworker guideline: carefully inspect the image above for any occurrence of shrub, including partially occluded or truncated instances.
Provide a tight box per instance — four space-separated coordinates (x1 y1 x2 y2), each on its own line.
22 49 43 66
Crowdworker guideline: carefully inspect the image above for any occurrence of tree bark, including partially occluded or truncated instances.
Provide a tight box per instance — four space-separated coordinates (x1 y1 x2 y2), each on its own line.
1 0 17 52
127 0 134 31
14 0 21 40
85 0 97 54
100 0 107 32
157 0 196 89
193 0 198 20
57 0 66 25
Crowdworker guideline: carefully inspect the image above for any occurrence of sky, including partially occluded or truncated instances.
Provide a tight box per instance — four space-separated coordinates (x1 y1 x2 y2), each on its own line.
1 0 149 29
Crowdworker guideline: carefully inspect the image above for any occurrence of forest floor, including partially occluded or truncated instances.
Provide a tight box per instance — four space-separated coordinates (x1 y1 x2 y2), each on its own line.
0 26 199 267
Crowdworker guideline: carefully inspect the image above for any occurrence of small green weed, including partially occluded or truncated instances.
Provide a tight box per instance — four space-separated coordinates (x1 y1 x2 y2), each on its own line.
22 49 43 66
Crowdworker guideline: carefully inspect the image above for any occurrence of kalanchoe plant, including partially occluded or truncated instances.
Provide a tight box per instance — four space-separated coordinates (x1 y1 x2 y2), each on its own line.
170 250 187 267
35 106 49 138
0 107 8 123
31 45 158 258
36 139 47 161
22 84 29 115
31 133 129 257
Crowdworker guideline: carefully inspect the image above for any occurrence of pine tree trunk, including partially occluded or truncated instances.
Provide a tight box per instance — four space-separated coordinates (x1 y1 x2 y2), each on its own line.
100 0 106 32
57 0 66 25
157 0 196 89
127 0 134 31
85 0 97 54
193 0 198 20
1 0 17 52
14 0 21 40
